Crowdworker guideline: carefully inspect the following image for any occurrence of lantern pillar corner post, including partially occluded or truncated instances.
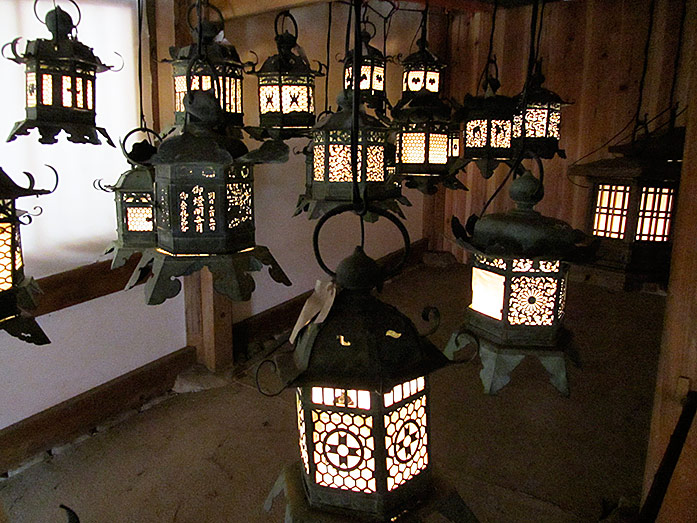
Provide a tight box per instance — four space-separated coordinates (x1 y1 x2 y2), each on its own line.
183 266 234 372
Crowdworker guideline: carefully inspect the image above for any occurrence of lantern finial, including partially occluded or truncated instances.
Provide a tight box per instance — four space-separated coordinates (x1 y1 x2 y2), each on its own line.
45 7 74 40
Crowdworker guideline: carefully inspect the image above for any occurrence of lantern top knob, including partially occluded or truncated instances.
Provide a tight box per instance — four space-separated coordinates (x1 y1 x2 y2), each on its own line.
335 246 382 291
509 171 543 211
46 7 74 40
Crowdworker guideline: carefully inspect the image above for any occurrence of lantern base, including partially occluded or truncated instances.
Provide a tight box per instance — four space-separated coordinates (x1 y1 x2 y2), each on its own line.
294 194 411 221
7 119 114 147
264 461 478 523
0 279 50 345
123 246 291 305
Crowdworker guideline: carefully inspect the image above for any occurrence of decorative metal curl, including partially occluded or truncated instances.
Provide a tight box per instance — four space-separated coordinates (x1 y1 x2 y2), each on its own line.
18 206 43 226
20 165 58 195
255 359 285 397
1 38 23 63
420 306 441 337
93 178 113 193
34 0 82 28
109 51 125 73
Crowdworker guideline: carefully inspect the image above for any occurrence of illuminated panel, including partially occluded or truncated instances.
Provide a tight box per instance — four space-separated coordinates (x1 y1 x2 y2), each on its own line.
385 395 428 491
428 133 448 164
593 184 630 239
174 75 187 112
475 254 506 270
513 114 523 138
281 84 310 113
383 377 425 408
508 276 558 326
259 85 280 114
312 409 376 493
635 186 674 242
26 72 37 108
402 72 408 92
226 183 252 229
75 78 84 109
372 66 385 91
539 261 560 273
407 70 424 91
511 259 560 273
328 144 353 182
525 107 548 138
401 133 426 164
313 146 325 181
0 225 13 291
558 276 567 320
491 120 512 148
14 227 22 272
311 387 371 410
126 207 153 232
448 133 460 158
62 76 72 107
236 80 242 112
548 105 561 139
86 79 93 110
42 74 53 105
466 120 487 148
512 259 534 272
297 390 309 474
366 146 384 182
425 71 439 93
470 267 505 320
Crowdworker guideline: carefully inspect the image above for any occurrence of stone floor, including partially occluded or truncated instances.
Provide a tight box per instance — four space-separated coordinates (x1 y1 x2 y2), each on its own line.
0 263 666 522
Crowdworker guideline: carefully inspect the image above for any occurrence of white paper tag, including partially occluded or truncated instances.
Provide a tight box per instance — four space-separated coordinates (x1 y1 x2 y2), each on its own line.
289 280 337 344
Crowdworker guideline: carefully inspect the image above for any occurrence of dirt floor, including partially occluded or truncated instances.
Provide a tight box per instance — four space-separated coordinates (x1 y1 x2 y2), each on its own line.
0 263 665 522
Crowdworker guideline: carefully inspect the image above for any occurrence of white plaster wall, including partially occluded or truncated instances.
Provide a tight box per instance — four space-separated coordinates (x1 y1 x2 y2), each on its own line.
0 0 186 431
228 2 427 320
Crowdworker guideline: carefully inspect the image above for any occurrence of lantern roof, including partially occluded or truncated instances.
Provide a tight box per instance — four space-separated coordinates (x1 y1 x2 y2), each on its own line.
0 168 51 200
256 27 319 77
392 91 451 123
151 125 248 165
518 61 568 107
567 156 681 184
401 41 445 72
168 40 243 67
112 164 154 193
314 94 387 132
342 29 385 65
456 172 588 259
293 289 447 391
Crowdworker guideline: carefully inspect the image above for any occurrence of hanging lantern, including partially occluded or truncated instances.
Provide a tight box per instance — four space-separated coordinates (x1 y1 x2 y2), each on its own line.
103 128 159 268
451 172 591 394
169 3 244 127
253 11 323 132
296 94 402 217
3 3 113 146
399 14 445 103
458 92 516 178
0 167 54 345
512 61 568 159
341 22 387 114
267 207 448 519
568 127 683 289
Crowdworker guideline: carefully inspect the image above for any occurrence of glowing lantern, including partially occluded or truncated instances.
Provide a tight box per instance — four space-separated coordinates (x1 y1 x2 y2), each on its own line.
512 62 567 159
399 21 445 102
297 94 401 215
254 11 322 131
169 3 244 127
458 93 516 178
0 167 53 345
280 213 448 518
341 23 387 114
4 4 113 145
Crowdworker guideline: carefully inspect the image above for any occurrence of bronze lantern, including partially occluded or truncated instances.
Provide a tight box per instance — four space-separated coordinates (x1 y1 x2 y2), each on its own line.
253 11 323 133
0 167 53 345
341 23 387 115
168 2 244 127
4 4 113 146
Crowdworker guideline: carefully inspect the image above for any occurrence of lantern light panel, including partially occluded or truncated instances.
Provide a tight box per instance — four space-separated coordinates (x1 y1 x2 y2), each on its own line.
312 130 386 183
513 102 562 141
0 201 23 299
296 376 429 497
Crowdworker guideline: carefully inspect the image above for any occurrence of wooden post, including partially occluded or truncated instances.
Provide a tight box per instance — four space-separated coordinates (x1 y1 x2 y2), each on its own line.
184 269 234 372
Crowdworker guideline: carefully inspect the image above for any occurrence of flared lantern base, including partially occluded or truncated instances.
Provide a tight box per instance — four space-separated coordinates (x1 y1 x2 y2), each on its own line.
7 119 114 146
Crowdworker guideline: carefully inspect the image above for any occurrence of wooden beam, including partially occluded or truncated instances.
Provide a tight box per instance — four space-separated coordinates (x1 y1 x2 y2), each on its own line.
0 346 196 475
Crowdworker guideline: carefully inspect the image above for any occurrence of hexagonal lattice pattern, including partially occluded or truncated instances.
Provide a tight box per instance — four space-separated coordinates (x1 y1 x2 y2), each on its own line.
385 395 428 491
0 226 14 291
401 133 426 164
312 409 376 493
508 276 558 326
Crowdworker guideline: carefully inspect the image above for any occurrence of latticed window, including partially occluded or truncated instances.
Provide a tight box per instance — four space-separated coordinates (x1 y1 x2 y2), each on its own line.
384 394 428 491
592 184 630 239
508 276 558 326
635 186 674 242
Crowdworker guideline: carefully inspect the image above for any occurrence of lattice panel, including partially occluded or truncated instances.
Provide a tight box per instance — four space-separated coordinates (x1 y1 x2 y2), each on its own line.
62 76 72 108
449 134 460 158
401 133 426 164
281 85 310 113
372 67 385 91
406 70 425 91
558 276 567 320
14 227 22 272
385 395 428 491
344 65 375 91
491 120 512 148
259 85 280 114
384 377 425 408
635 186 674 242
75 78 84 109
508 276 558 326
328 144 353 182
366 146 384 181
126 207 154 232
466 120 487 148
297 390 309 474
548 107 561 139
311 387 371 410
511 259 559 273
86 79 93 110
313 146 325 181
174 76 186 112
0 226 13 291
312 409 376 493
426 72 440 93
475 254 506 270
26 72 37 108
42 74 53 105
226 183 252 229
428 134 448 164
593 184 630 239
525 108 548 138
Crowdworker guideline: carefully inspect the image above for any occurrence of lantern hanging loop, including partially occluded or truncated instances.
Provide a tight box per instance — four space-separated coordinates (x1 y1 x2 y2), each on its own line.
119 127 162 167
33 0 81 31
360 19 377 41
275 11 298 39
255 358 286 397
312 203 410 280
186 1 224 35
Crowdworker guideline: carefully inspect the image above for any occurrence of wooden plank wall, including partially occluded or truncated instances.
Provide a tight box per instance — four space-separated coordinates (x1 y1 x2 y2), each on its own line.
429 0 692 260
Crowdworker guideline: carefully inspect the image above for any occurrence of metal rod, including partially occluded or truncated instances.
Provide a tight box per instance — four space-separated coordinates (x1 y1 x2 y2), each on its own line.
350 0 362 210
